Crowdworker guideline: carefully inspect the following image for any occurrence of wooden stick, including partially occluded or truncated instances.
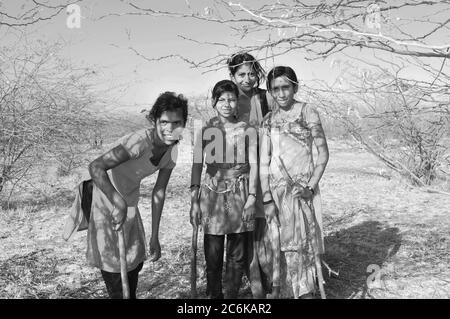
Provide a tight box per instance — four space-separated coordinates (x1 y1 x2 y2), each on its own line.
190 223 198 299
118 229 130 299
322 260 339 277
303 202 326 300
269 221 281 299
313 249 326 299
273 155 326 298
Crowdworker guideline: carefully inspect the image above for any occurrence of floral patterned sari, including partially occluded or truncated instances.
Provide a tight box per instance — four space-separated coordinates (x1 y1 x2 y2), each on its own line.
262 102 325 298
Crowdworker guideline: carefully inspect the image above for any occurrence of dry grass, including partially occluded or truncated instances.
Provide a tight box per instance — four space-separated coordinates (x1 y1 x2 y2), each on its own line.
0 249 105 299
0 140 449 299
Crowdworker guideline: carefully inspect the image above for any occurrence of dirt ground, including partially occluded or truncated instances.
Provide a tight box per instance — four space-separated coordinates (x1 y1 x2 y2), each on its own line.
0 140 449 299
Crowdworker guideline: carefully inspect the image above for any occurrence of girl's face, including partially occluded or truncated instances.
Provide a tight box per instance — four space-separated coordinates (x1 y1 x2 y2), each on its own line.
214 91 238 119
155 111 184 145
231 63 257 93
270 76 297 109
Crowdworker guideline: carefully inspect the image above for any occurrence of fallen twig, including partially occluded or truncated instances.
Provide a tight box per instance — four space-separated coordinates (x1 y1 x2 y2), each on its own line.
322 260 340 277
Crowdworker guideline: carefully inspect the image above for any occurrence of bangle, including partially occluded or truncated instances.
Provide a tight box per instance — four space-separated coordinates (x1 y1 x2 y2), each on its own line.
263 199 274 205
248 193 256 198
306 186 315 194
190 184 200 189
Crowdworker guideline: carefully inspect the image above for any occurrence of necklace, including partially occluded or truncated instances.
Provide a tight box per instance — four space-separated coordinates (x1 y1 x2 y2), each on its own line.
276 103 300 122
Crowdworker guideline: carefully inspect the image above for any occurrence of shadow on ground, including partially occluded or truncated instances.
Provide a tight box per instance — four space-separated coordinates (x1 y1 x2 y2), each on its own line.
136 241 254 299
323 220 401 299
137 220 402 300
0 221 401 299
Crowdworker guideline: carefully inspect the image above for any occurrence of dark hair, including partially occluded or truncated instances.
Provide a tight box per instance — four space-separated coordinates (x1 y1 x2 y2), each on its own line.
147 92 188 126
267 66 298 91
227 52 266 88
211 80 239 107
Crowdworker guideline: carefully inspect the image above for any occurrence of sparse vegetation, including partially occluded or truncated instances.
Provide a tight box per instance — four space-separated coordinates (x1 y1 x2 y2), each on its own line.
1 0 449 299
1 131 449 298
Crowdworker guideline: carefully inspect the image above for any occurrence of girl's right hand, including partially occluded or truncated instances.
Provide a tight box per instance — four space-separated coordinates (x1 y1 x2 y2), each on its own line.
190 201 202 227
264 202 280 226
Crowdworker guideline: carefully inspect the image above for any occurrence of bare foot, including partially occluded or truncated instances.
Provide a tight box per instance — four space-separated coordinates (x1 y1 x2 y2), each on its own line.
266 286 280 299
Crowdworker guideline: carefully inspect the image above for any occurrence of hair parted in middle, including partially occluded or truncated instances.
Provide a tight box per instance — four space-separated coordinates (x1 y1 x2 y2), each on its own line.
227 52 266 88
267 66 299 91
211 80 239 108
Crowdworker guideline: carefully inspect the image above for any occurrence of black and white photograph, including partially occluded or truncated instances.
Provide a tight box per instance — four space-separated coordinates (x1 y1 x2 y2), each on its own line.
0 0 449 302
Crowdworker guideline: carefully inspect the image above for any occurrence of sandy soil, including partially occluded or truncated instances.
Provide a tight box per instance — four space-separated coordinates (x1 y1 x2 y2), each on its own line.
1 140 449 299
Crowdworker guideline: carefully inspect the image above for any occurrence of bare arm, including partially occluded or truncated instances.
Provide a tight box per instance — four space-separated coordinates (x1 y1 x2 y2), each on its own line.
151 167 173 239
149 167 173 261
247 126 258 194
259 121 280 226
190 162 203 202
242 126 258 221
189 128 204 226
88 145 130 227
307 110 329 190
190 128 204 204
259 126 272 202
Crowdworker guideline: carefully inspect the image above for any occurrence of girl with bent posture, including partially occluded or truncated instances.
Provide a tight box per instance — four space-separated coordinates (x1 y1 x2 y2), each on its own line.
86 92 187 298
260 66 329 299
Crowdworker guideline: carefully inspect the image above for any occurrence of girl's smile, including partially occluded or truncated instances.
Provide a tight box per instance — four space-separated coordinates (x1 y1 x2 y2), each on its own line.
215 92 238 121
155 111 185 145
231 63 257 94
270 76 297 109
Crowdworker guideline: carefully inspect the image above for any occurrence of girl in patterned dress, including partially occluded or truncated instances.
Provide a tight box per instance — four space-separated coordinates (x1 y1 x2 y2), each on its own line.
260 66 329 298
190 80 258 299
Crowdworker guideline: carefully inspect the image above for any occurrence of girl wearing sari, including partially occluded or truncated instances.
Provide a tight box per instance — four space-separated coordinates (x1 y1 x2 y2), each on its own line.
260 66 329 299
227 52 276 298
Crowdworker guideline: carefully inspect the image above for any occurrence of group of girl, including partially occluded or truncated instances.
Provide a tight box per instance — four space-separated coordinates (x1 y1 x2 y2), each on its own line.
67 52 329 299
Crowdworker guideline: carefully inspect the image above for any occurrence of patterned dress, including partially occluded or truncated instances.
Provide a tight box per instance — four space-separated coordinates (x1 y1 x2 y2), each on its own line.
262 102 325 298
200 117 256 234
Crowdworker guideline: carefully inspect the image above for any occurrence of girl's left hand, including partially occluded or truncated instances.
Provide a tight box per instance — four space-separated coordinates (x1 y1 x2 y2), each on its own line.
149 237 161 262
292 184 313 200
243 195 256 222
301 187 314 200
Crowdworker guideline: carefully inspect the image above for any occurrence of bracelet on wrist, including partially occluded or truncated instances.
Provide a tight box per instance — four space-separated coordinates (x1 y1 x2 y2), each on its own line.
248 193 256 198
263 199 274 206
190 184 200 190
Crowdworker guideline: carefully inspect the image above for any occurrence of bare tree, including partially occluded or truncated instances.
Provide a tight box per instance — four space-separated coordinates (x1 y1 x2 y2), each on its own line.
0 0 81 27
99 0 450 68
99 1 449 188
305 54 449 187
0 39 101 197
